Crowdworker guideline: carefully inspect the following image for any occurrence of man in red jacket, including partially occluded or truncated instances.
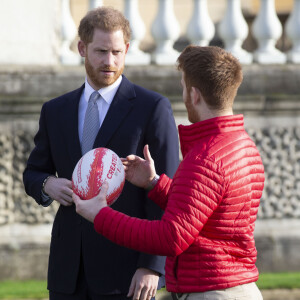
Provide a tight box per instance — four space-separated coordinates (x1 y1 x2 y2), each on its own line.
73 46 265 300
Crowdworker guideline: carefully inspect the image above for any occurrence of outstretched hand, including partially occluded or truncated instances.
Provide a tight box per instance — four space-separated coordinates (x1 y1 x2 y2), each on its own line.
121 145 157 189
72 182 109 223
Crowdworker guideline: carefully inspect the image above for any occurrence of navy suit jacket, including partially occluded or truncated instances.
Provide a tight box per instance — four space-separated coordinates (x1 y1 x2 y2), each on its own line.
23 76 179 295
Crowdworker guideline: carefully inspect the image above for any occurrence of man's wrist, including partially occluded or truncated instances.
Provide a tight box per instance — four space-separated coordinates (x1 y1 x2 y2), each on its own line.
40 175 56 207
41 191 54 206
42 175 56 196
146 174 160 191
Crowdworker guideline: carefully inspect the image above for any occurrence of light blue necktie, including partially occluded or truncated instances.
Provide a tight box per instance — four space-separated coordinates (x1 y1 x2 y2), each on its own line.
81 91 100 155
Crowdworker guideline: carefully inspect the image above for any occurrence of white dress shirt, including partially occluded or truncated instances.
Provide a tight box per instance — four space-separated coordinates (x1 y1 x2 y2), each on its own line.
78 76 123 144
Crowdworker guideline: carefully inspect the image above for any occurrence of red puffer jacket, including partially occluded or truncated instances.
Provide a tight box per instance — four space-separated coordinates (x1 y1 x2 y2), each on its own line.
94 114 265 293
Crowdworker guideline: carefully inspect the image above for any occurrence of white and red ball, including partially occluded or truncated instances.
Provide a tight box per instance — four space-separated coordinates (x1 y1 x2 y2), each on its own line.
72 147 125 206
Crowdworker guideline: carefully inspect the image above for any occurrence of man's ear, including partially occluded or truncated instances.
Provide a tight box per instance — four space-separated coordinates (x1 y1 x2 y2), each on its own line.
78 40 87 58
125 42 130 54
190 87 202 105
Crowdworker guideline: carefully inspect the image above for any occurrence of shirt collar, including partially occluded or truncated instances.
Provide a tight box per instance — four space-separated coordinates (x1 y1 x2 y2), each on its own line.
84 75 123 105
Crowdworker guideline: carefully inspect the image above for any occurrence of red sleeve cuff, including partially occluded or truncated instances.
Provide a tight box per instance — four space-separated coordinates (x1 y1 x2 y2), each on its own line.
147 173 171 210
94 206 112 234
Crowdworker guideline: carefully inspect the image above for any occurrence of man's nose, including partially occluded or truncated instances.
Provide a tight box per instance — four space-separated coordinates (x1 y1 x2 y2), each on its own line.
104 52 114 66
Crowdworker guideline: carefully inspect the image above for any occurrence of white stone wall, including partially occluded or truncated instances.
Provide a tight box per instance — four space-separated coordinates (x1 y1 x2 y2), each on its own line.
0 0 61 65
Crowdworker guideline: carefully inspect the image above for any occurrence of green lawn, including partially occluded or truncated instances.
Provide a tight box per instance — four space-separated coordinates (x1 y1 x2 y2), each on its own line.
0 273 300 299
257 272 300 290
0 280 47 299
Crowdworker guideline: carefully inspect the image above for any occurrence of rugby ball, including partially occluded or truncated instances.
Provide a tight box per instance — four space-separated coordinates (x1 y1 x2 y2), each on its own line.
72 147 125 206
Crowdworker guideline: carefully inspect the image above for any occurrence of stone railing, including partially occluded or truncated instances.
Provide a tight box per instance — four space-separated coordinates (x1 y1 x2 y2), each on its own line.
61 0 300 65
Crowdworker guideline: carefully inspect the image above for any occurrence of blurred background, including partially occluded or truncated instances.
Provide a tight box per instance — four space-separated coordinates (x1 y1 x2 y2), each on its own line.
0 0 300 296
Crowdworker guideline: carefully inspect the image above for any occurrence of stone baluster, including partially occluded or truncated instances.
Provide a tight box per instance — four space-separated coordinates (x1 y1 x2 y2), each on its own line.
89 0 103 9
252 0 286 64
218 0 252 64
60 0 81 65
285 0 300 63
124 0 151 65
151 0 180 65
187 0 215 46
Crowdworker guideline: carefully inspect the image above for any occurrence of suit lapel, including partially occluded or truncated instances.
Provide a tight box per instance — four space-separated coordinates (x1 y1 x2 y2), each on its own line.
61 85 84 166
94 76 135 148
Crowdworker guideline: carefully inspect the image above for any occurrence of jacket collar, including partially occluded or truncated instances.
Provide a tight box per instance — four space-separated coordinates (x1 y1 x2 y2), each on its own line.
62 85 85 167
93 75 134 147
178 114 245 157
62 75 135 167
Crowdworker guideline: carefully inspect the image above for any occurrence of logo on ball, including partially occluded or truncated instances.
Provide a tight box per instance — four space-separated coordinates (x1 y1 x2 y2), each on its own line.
72 148 125 206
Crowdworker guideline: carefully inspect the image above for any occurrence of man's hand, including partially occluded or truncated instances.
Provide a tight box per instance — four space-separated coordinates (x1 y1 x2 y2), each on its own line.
44 177 73 206
72 182 108 222
121 145 157 189
128 268 159 300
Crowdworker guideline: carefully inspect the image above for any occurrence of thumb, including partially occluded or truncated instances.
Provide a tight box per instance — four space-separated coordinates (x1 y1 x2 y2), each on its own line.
143 144 153 163
127 277 135 297
72 192 81 205
98 181 109 199
72 192 85 216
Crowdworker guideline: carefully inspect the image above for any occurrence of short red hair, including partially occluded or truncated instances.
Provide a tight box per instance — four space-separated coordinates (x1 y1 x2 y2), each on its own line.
177 46 243 110
78 6 131 45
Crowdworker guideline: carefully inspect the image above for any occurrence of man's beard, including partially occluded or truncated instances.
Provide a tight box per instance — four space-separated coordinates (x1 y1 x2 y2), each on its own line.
185 92 199 124
85 55 124 89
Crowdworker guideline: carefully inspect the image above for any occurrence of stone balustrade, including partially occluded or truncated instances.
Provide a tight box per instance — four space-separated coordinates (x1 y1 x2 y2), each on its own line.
58 0 300 65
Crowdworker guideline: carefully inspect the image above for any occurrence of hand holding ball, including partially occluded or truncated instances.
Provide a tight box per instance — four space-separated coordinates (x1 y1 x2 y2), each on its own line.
72 148 125 206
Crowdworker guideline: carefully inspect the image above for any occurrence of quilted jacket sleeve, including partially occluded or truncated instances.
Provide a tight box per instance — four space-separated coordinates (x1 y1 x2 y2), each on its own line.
94 155 226 257
147 174 173 211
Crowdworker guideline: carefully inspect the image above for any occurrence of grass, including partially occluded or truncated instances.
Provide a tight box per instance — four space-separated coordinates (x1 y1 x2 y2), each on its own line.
0 273 300 299
257 272 300 290
0 280 47 299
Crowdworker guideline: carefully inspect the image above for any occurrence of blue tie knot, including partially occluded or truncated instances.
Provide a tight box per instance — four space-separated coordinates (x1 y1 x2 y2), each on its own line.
90 91 100 104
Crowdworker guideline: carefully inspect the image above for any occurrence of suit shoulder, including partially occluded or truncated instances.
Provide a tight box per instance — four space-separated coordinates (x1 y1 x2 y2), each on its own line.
132 83 170 105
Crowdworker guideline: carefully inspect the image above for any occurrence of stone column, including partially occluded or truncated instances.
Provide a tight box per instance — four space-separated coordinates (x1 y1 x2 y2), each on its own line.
60 0 81 65
285 0 300 63
124 0 151 65
187 0 215 46
151 0 180 65
218 0 252 64
252 0 286 64
89 0 103 9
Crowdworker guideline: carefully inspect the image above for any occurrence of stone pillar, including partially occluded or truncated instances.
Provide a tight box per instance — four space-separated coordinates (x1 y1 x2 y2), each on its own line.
218 0 252 64
285 0 300 63
187 0 215 46
252 0 286 64
60 0 81 65
89 0 103 9
124 0 151 65
151 0 180 65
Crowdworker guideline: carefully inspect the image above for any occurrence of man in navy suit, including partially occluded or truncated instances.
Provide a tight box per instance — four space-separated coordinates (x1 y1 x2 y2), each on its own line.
23 6 179 300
